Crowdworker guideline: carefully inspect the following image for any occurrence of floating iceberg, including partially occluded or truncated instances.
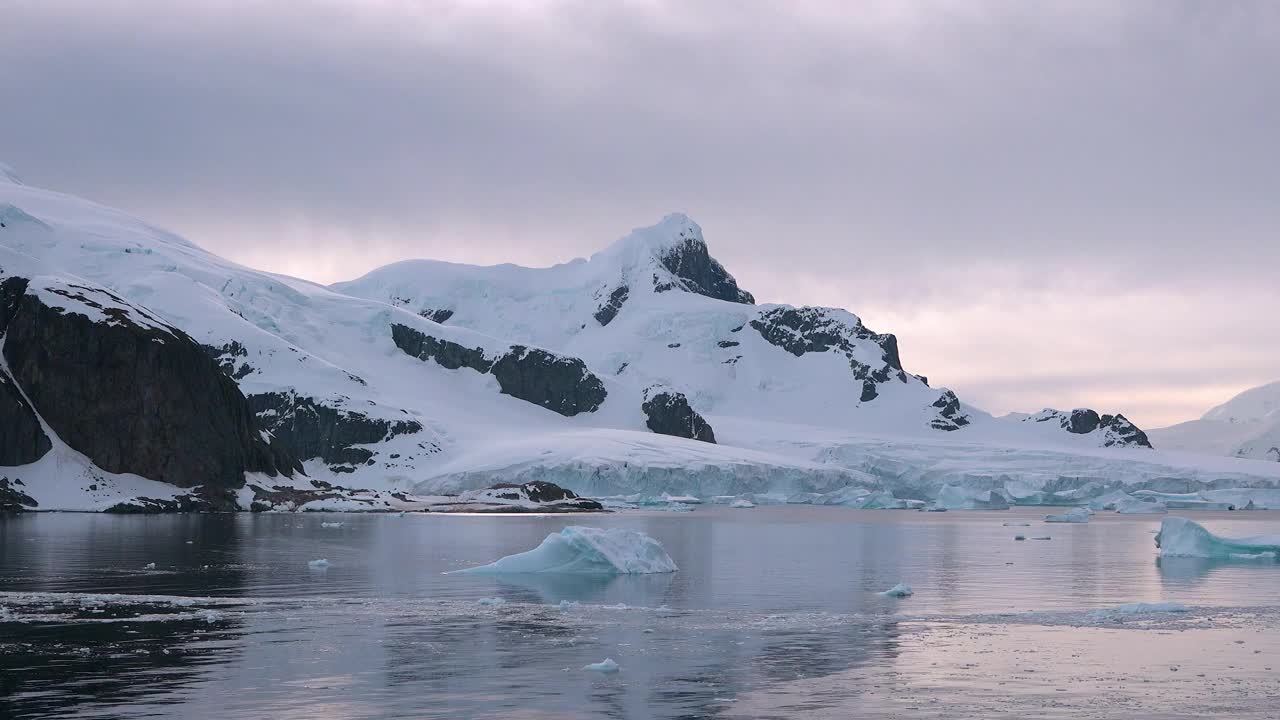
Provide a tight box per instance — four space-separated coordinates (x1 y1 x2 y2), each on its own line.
476 597 506 606
583 658 620 673
880 583 913 598
143 562 156 570
935 485 1010 511
1044 508 1091 523
729 498 756 509
307 558 331 569
321 521 344 528
1155 517 1280 559
450 526 678 574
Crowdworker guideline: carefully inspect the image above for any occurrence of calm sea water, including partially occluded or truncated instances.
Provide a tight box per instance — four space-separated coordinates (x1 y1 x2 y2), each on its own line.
3 506 1280 719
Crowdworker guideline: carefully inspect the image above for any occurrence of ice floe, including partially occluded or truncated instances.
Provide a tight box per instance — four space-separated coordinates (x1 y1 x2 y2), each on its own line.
307 559 331 569
583 658 620 673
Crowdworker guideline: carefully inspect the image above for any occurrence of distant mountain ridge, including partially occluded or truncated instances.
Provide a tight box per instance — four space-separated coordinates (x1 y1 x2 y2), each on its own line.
3 164 1278 512
1150 381 1280 462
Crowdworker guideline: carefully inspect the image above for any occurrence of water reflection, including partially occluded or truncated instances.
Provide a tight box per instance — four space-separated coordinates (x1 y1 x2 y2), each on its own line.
2 508 1280 719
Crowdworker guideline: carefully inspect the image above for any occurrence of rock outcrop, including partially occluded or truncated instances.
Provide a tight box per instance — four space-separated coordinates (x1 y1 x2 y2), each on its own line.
246 391 421 471
490 346 608 416
1 275 297 488
392 324 607 416
594 285 629 326
656 230 754 304
642 388 716 443
750 306 907 402
930 390 971 432
1026 408 1153 448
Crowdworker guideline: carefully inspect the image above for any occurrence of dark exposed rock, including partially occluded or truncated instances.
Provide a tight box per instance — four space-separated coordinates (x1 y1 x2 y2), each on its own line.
419 308 454 323
104 487 236 513
392 324 607 417
930 390 971 432
203 340 254 380
1099 413 1152 448
642 388 716 443
593 285 629 326
717 340 739 348
1 278 49 466
490 346 607 416
0 477 37 512
657 233 754 304
488 481 579 503
247 391 422 469
448 481 605 512
392 323 492 372
0 370 50 466
1028 408 1152 448
750 307 907 403
2 280 295 488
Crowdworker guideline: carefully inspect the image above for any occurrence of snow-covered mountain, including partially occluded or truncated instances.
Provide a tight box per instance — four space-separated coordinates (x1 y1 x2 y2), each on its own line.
3 165 1279 511
1150 382 1280 462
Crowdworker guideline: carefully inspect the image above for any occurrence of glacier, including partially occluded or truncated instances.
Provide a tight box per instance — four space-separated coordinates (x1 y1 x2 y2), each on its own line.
1154 517 1280 559
449 527 678 575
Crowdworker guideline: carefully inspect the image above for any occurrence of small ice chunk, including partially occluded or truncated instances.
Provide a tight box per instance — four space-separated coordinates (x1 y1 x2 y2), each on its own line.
449 526 678 575
1031 536 1052 540
1003 522 1031 527
880 583 913 598
730 499 756 509
307 558 331 569
583 658 620 673
321 521 344 528
477 597 506 606
1044 508 1091 524
557 600 579 610
143 562 156 570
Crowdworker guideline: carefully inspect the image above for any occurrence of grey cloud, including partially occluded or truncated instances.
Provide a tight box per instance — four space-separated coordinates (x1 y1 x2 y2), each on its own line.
1 0 1277 425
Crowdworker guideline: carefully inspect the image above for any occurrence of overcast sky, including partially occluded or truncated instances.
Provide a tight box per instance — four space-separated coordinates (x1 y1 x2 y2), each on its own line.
3 0 1277 428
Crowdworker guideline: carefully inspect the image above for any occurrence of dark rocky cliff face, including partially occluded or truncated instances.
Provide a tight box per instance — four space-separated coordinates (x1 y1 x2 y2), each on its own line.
0 277 51 467
392 323 608 417
0 278 296 489
490 346 608 416
0 371 49 466
657 236 754 304
594 285 629 326
642 389 716 443
247 391 422 471
750 306 907 403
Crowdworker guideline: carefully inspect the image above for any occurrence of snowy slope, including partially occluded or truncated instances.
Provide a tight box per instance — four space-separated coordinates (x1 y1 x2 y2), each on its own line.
3 164 1280 511
1150 382 1280 462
